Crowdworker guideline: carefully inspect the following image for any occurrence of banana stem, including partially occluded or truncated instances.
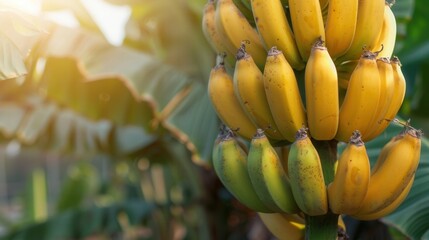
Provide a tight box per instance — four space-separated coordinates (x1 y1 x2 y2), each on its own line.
304 139 340 239
305 212 339 240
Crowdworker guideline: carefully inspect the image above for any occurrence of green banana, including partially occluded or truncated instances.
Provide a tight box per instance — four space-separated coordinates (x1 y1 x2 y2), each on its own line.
213 127 272 212
247 129 300 213
288 127 328 216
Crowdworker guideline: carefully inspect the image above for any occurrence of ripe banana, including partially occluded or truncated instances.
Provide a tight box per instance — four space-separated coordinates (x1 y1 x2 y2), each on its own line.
363 57 395 141
354 128 422 216
232 0 256 26
288 0 325 61
371 2 397 58
288 128 328 216
335 50 381 142
258 212 305 240
202 0 235 66
247 129 299 213
208 57 257 140
328 130 370 215
250 0 304 70
305 40 339 140
367 56 406 139
352 174 415 221
263 47 307 142
324 0 358 59
233 44 284 140
215 0 266 69
213 128 272 212
337 0 385 62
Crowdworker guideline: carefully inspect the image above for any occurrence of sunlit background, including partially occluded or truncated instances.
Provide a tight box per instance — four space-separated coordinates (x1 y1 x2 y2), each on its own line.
0 0 130 45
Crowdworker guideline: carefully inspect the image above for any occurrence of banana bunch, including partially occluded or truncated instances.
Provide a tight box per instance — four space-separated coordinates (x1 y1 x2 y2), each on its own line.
205 0 423 236
204 0 401 143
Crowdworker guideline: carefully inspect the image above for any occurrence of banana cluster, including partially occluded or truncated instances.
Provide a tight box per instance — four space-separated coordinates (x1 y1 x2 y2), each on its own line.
213 125 422 224
204 0 401 143
205 0 423 236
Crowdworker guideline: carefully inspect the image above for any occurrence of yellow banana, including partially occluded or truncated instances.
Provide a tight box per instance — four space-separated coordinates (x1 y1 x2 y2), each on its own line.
337 0 385 62
288 0 325 61
208 57 257 140
328 130 370 215
263 47 307 142
232 0 256 26
371 3 397 58
233 44 284 140
258 213 305 240
354 128 421 216
305 40 339 140
335 50 381 142
202 0 235 66
212 128 273 212
247 129 300 213
363 57 395 141
352 174 415 221
288 128 328 216
215 0 267 69
250 0 304 70
367 56 406 139
324 0 358 59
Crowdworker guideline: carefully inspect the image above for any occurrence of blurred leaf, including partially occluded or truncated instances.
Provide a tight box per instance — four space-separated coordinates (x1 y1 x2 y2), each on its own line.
114 125 157 156
0 103 26 138
40 0 102 35
16 102 56 145
0 35 27 80
36 25 218 163
23 168 48 223
397 0 429 63
55 162 98 212
1 200 156 240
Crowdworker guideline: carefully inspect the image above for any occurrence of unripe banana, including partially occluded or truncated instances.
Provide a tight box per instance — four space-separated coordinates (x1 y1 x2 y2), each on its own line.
263 47 307 142
337 0 385 62
213 128 272 212
363 57 395 141
233 44 284 140
328 130 370 215
258 212 305 240
352 174 415 221
367 56 406 139
250 0 304 70
288 128 328 216
288 0 325 61
215 0 267 69
202 0 235 66
305 40 339 140
335 50 381 142
324 0 358 59
354 127 421 216
247 129 300 213
371 3 397 58
208 57 257 140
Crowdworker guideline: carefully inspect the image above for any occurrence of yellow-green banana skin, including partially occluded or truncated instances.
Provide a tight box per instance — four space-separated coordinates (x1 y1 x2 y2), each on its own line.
213 129 272 212
288 128 328 216
248 129 300 213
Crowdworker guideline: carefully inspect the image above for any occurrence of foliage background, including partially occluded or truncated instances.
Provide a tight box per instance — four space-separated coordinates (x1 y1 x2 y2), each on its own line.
0 0 428 239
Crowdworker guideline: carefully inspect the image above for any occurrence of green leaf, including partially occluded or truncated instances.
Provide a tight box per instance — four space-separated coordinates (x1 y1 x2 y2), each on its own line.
1 201 156 240
55 162 98 212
